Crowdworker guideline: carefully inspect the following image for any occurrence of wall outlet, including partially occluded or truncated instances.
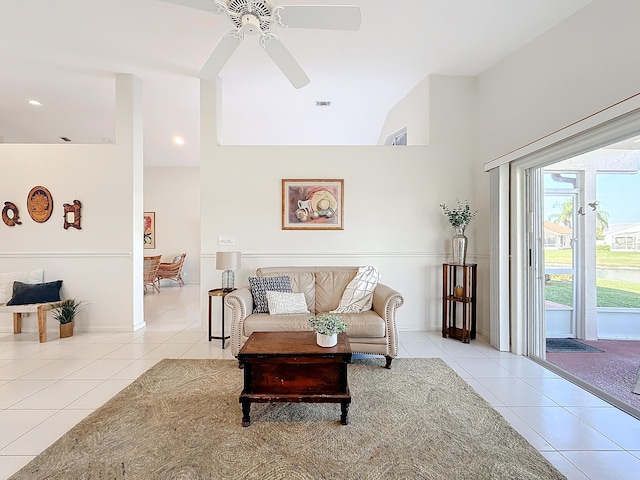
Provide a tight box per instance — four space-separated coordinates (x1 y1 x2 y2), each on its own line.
218 236 235 246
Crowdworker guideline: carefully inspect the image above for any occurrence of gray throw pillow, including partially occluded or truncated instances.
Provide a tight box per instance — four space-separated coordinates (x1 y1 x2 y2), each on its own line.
248 275 292 313
7 280 63 305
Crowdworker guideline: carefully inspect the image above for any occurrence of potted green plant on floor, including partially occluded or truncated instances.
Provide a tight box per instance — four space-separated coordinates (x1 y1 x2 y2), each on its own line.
52 298 85 338
308 313 348 347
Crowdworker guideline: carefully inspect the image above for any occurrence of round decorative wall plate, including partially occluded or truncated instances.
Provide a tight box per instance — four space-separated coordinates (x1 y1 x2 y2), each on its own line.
27 186 53 223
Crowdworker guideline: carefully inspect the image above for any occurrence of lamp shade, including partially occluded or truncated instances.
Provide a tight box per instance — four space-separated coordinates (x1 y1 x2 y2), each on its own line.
216 251 241 271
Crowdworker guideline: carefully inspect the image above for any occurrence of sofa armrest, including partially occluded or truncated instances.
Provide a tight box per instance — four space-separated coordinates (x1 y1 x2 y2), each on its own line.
225 288 253 356
372 283 404 358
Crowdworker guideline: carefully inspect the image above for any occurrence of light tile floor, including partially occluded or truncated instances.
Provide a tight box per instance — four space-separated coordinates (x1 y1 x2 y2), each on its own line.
1 284 639 479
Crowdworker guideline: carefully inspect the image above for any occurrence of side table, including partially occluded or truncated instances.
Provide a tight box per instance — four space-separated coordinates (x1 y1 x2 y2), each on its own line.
208 288 235 349
442 263 477 343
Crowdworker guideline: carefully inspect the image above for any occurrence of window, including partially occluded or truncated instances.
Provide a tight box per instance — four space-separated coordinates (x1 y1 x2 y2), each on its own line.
385 127 407 146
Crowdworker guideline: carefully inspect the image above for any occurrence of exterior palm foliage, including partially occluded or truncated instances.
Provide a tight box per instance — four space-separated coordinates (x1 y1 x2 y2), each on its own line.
549 199 609 238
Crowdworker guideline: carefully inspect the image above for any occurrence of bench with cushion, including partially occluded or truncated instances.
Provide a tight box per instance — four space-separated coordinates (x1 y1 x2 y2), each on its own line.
0 301 62 343
0 270 63 342
225 266 404 368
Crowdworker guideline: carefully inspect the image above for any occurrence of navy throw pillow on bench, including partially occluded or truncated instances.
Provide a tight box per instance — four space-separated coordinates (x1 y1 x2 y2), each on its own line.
7 280 63 306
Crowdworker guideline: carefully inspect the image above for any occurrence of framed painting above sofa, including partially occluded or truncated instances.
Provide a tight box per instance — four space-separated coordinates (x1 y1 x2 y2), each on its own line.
282 179 343 230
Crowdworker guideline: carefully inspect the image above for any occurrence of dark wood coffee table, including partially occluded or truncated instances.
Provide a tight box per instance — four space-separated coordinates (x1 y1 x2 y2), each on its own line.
237 331 352 427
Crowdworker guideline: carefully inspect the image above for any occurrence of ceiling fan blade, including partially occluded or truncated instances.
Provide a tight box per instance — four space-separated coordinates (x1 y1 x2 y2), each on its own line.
275 5 362 31
156 0 222 12
261 34 310 89
198 31 242 80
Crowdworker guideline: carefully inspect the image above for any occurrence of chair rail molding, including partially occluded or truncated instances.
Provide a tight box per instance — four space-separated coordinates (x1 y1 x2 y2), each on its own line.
0 252 132 258
202 252 490 260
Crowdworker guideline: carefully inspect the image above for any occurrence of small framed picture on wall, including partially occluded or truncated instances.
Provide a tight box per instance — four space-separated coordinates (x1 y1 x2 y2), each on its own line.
144 212 155 249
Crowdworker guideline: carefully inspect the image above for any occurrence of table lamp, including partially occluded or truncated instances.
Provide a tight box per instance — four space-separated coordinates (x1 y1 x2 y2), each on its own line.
216 251 241 292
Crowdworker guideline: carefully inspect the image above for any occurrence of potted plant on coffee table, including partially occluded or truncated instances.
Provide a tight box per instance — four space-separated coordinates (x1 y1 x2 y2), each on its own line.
308 313 348 347
52 298 85 338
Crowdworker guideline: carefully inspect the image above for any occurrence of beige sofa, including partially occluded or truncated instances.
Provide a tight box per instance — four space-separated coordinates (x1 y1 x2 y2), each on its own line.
226 266 404 368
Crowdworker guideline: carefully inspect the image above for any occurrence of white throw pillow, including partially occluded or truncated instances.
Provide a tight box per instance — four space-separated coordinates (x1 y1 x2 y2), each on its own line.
0 269 44 304
332 265 380 314
266 291 309 315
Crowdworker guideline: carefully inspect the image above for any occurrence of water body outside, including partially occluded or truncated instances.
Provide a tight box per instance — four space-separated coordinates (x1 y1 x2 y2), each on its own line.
596 267 640 284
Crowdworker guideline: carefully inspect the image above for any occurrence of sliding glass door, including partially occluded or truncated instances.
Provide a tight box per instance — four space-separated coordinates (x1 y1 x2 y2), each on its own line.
525 136 640 418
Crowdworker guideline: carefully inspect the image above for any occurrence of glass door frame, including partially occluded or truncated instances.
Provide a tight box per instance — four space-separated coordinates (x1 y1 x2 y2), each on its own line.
527 168 584 361
543 170 583 342
526 168 545 358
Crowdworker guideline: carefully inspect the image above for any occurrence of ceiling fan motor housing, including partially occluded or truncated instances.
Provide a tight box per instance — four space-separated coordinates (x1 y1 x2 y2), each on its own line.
228 0 273 32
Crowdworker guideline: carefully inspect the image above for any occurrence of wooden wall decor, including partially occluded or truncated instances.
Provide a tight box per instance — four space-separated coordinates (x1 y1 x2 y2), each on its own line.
2 201 22 226
63 200 82 230
27 186 53 223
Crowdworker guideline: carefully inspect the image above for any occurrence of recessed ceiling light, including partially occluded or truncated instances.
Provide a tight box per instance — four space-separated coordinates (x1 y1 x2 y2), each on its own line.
173 136 185 145
28 100 42 106
315 101 332 107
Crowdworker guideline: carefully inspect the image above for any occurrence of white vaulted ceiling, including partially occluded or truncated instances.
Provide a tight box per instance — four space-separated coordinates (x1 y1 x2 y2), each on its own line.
0 0 592 166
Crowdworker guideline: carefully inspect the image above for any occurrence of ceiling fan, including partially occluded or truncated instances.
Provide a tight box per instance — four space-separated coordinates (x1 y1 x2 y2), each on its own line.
158 0 362 89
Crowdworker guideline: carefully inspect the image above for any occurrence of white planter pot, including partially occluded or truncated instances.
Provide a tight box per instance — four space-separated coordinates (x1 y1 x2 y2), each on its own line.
316 332 337 347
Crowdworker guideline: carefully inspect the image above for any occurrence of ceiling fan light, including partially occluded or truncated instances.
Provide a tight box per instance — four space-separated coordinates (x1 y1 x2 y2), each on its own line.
241 14 261 34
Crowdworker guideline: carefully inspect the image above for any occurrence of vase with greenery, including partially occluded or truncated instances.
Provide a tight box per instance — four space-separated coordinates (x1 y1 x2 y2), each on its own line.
308 313 348 347
52 298 85 338
440 199 478 264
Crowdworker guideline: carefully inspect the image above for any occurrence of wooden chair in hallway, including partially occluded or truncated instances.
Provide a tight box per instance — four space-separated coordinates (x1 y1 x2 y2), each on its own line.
156 253 186 287
143 255 162 293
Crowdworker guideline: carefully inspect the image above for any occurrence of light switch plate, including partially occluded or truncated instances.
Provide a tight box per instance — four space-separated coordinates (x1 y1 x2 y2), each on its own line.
218 236 235 246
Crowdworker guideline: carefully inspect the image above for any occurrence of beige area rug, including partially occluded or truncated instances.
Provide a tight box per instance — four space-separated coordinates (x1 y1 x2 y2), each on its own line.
11 358 565 480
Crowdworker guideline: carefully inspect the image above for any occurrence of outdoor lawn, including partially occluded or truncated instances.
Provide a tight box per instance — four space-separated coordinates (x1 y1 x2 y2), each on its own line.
545 249 640 308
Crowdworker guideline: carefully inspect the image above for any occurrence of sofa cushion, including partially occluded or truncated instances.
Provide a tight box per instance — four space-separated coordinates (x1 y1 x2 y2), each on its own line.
328 310 386 337
244 310 385 338
266 291 309 315
315 270 356 313
259 270 316 313
244 313 314 336
248 275 292 313
7 280 63 306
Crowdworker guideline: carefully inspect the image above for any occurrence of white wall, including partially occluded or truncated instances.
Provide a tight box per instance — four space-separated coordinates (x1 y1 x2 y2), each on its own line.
201 75 490 336
477 0 640 163
378 76 430 146
0 145 139 333
0 75 144 335
143 167 201 284
476 0 640 350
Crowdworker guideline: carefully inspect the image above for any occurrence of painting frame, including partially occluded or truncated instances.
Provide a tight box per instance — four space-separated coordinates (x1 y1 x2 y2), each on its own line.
144 212 156 249
282 179 344 230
